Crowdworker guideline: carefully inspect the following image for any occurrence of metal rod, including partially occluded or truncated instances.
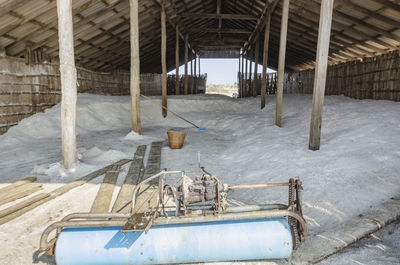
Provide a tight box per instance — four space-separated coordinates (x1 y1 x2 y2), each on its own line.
229 182 289 190
131 171 182 214
40 208 307 251
40 220 127 250
225 204 287 213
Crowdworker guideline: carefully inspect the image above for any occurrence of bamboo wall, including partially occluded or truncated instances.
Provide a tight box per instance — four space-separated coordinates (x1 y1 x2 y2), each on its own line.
167 74 207 95
295 51 400 101
239 72 297 97
238 51 399 101
0 56 207 135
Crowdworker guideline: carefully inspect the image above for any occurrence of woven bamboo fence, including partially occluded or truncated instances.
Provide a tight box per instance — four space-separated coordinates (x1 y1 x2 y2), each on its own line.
239 72 297 97
0 56 207 134
167 74 207 95
295 50 400 101
238 51 399 100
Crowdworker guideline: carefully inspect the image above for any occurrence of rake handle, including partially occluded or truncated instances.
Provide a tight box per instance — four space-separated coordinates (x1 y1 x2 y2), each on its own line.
140 94 200 128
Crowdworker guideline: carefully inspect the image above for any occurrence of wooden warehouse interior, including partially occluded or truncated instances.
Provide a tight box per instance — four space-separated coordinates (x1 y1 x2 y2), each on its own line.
0 0 399 168
1 2 400 263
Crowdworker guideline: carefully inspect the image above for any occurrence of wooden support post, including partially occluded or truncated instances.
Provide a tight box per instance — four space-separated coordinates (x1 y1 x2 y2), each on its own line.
238 52 241 90
309 0 334 151
261 11 271 109
56 0 77 169
190 55 194 94
249 54 253 97
129 0 142 134
175 26 179 95
241 53 244 98
254 33 259 97
245 57 248 97
194 55 197 78
184 34 188 95
161 3 167 117
198 55 201 76
275 0 290 127
194 55 197 94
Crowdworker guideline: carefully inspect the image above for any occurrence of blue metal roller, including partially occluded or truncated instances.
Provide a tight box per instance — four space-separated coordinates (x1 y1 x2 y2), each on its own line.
55 218 292 265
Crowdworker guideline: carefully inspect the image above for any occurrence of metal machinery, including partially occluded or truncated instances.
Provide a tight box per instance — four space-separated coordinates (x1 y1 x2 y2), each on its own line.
40 167 307 265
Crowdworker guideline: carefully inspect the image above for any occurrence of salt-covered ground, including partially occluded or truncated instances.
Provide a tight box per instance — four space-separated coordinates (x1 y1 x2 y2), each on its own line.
318 220 400 265
0 93 399 264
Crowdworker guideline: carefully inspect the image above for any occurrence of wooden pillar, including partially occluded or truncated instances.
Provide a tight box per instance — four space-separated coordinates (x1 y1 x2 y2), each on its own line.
190 55 194 94
175 26 179 95
261 11 271 109
128 0 142 135
194 54 197 94
56 0 77 169
184 34 188 95
198 55 201 76
249 53 253 97
254 33 259 97
161 3 167 117
238 52 241 91
275 0 290 127
241 53 244 98
309 0 334 150
245 56 248 97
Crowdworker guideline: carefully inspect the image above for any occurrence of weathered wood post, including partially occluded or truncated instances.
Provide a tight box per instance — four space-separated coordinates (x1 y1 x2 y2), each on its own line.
198 55 201 76
56 0 77 169
249 52 253 97
238 52 241 92
275 0 290 127
194 54 197 94
129 0 142 134
245 56 248 97
175 26 179 95
161 3 167 117
261 11 271 109
184 34 188 95
254 33 259 97
309 0 334 150
190 54 194 94
241 52 244 97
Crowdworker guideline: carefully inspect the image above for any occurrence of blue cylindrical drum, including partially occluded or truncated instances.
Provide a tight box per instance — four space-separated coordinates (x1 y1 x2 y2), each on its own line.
55 218 293 265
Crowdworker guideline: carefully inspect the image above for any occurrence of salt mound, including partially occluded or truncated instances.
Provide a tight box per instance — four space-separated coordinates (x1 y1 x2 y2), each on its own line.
123 131 145 140
83 146 103 158
82 146 128 163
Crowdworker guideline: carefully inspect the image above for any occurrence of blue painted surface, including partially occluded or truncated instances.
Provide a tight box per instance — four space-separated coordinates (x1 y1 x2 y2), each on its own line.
55 218 292 265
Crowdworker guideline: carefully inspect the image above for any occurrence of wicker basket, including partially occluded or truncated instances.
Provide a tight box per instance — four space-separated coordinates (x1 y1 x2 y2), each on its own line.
167 130 186 149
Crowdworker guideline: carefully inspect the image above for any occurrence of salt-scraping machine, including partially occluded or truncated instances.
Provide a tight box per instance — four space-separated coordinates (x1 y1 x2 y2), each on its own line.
40 168 307 264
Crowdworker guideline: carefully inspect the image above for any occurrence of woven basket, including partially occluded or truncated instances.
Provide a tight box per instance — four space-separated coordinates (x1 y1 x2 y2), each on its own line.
167 130 186 149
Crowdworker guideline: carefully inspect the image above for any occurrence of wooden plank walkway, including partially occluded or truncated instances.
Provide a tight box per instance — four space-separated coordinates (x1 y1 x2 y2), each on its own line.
132 141 163 214
142 141 163 181
111 145 146 214
90 164 122 213
0 159 131 226
0 183 43 206
0 177 37 195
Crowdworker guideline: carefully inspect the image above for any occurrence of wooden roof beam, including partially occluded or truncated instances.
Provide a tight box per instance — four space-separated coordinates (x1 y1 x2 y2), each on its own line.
243 0 280 54
179 13 258 20
278 8 381 57
342 0 400 29
288 3 395 54
296 0 400 42
187 28 252 34
7 0 115 56
370 0 400 11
